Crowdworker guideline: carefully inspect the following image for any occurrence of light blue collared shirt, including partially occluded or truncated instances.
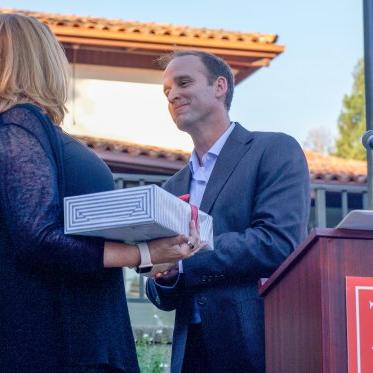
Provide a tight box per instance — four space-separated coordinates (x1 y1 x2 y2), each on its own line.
181 122 235 323
188 122 236 209
155 123 236 324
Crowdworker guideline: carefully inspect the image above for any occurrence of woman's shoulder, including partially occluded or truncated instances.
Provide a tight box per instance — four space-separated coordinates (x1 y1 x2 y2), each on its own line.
0 103 62 159
0 103 60 144
1 103 48 126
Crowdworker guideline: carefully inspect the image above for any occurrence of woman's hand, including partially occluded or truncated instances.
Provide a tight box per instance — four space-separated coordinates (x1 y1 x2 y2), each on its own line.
103 221 206 269
148 221 205 265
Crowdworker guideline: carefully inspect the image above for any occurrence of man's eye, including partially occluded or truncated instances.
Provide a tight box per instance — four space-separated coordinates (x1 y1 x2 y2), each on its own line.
180 80 190 86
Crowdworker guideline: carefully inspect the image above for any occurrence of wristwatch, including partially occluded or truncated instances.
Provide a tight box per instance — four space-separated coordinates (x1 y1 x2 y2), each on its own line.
135 242 153 274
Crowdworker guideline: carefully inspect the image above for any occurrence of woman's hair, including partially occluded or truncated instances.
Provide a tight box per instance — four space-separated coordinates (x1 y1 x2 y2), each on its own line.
0 13 70 124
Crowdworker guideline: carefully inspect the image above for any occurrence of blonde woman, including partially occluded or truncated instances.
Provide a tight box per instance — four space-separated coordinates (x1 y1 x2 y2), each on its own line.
0 13 201 373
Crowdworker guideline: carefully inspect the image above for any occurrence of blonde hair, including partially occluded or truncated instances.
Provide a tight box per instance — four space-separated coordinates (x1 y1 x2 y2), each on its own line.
0 13 70 124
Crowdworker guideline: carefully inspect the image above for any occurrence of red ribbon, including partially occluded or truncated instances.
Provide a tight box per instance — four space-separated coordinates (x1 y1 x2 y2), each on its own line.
179 194 199 225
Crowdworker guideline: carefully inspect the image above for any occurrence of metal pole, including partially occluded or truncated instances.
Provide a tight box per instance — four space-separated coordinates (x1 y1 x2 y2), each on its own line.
363 0 373 209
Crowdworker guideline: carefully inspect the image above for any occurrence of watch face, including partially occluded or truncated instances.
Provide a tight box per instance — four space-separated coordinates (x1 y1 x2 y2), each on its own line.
136 266 153 274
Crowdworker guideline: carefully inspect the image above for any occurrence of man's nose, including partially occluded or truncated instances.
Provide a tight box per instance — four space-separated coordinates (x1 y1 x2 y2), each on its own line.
167 87 179 103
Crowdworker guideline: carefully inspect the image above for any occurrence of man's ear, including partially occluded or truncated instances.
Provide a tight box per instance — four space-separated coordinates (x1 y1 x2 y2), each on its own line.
214 76 228 100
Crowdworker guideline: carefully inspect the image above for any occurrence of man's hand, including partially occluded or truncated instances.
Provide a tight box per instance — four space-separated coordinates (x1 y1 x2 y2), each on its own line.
154 264 179 285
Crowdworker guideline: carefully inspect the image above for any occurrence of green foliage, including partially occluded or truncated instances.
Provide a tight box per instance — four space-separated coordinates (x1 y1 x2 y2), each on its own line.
334 59 366 160
136 334 170 373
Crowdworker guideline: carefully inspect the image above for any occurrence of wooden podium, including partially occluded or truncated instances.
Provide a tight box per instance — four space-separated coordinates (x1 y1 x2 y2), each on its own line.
259 228 373 373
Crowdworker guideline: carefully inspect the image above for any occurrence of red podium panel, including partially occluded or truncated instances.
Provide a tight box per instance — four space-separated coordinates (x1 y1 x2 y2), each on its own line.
259 229 373 373
346 277 373 373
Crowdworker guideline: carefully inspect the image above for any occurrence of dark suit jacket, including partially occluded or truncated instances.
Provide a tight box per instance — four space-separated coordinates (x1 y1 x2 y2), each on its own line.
147 124 310 373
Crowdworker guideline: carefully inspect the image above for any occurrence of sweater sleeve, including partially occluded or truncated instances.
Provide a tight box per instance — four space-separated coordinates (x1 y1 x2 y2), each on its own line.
0 123 105 273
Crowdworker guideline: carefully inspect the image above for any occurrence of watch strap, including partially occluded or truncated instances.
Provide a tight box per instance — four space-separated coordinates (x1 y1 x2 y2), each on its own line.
137 242 153 268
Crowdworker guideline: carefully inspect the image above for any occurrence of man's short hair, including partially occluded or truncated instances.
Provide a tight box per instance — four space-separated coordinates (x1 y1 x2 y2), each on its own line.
158 50 235 110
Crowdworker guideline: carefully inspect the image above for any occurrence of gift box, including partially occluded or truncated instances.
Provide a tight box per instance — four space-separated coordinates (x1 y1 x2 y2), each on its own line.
64 184 214 248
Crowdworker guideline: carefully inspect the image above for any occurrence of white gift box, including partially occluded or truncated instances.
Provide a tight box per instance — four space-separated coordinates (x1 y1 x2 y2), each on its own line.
64 184 214 248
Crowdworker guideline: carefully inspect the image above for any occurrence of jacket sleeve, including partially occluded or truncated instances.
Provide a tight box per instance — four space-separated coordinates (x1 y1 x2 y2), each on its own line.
0 123 105 273
146 275 184 311
181 134 310 289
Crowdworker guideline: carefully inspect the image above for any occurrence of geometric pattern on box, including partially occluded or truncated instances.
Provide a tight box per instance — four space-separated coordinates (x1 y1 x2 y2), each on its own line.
65 187 154 229
64 184 214 248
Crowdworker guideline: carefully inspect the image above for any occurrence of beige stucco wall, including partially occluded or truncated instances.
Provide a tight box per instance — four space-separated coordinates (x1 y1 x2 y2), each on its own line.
62 64 193 151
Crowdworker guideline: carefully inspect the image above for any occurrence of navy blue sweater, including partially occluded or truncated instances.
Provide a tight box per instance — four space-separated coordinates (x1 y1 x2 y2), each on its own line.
0 104 139 372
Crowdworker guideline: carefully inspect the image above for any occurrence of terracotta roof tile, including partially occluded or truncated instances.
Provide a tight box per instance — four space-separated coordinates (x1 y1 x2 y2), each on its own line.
78 135 190 163
0 9 283 83
304 150 367 185
76 136 368 184
0 8 278 46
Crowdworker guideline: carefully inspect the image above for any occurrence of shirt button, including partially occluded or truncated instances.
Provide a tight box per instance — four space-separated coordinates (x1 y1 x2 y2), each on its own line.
197 297 207 306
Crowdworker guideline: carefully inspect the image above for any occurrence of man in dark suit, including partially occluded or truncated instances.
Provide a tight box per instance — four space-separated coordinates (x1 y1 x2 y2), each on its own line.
146 51 310 373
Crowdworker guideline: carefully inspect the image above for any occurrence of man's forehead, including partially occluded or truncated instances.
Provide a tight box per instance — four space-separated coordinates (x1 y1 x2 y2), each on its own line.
163 55 207 79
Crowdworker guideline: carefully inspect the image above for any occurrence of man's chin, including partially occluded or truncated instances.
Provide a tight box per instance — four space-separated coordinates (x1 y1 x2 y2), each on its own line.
174 116 192 132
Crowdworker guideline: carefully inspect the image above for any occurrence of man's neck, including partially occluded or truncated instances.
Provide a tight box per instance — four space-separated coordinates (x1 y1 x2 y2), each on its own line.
190 117 231 160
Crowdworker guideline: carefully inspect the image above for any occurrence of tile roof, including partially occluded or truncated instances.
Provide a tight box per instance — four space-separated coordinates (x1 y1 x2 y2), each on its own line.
78 135 189 174
77 135 368 184
0 8 279 47
304 150 367 185
80 135 189 162
0 8 284 83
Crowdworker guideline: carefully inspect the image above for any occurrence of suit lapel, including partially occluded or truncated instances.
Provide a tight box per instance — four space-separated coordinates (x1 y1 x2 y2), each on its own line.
199 123 254 213
167 165 191 196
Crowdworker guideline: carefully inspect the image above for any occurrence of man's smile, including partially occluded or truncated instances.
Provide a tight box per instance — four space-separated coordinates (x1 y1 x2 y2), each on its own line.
173 102 190 113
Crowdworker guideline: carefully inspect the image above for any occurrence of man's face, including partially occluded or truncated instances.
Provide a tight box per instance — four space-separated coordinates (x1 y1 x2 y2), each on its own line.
162 55 221 132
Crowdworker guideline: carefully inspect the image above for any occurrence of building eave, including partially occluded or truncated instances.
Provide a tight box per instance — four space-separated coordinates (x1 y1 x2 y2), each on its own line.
0 8 284 83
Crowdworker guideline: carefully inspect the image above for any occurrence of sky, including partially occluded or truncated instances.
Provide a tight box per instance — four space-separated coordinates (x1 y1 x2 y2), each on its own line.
1 0 364 148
